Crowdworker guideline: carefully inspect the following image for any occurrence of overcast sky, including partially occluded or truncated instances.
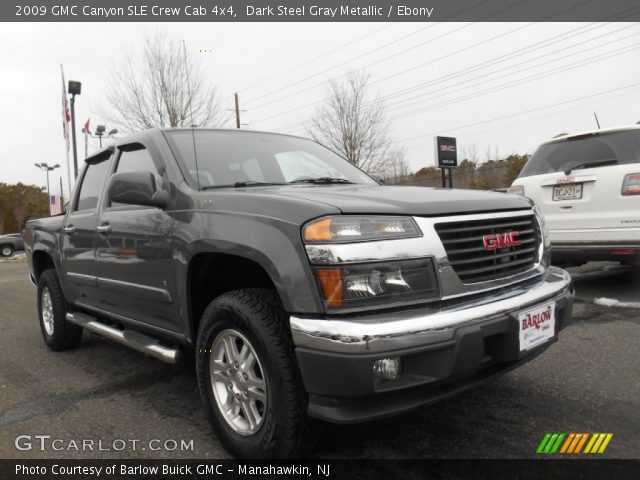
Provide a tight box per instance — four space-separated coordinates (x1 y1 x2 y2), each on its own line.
1 21 639 196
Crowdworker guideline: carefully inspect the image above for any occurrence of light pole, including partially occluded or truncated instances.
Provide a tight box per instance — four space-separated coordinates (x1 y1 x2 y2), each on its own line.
68 80 82 178
94 125 118 148
34 163 60 212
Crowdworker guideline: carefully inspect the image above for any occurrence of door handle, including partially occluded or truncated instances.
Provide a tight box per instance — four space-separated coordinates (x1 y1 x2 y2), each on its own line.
63 225 76 235
96 224 112 235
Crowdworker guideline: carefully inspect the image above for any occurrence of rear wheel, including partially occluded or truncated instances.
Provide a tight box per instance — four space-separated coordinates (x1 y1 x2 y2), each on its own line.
37 269 83 351
196 288 317 458
0 244 13 257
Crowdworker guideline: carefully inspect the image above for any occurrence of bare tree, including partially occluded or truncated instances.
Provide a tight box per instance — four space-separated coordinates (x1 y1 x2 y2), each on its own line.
104 32 227 131
305 71 409 176
462 144 479 164
383 146 412 180
484 144 501 163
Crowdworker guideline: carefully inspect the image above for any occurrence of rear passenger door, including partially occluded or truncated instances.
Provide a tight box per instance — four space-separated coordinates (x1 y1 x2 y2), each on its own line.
95 142 179 333
61 151 113 308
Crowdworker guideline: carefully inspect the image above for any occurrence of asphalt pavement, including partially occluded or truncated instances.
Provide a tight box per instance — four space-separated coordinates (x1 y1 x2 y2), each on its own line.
0 259 638 459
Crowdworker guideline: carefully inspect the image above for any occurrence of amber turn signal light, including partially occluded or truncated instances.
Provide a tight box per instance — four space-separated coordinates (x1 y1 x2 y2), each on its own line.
303 218 333 242
315 268 343 308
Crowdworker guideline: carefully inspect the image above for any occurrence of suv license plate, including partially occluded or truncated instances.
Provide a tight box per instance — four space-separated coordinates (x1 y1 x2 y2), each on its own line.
553 183 582 200
518 302 556 351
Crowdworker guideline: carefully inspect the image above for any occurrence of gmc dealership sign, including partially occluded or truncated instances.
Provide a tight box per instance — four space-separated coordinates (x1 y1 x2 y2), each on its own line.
435 136 458 168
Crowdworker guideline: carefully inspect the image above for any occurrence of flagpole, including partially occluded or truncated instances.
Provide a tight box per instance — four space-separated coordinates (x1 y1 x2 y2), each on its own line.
65 143 72 199
61 64 73 201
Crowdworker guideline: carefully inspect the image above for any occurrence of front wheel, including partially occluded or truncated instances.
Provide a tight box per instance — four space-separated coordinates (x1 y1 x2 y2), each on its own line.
0 244 13 257
196 289 317 458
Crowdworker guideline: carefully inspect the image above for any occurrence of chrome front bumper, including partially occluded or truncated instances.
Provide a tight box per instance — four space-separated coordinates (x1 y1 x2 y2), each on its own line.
291 266 573 354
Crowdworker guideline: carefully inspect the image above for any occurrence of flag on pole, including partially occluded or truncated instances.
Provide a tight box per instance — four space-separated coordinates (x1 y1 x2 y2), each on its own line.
60 65 73 203
83 118 90 158
61 70 71 152
50 195 62 215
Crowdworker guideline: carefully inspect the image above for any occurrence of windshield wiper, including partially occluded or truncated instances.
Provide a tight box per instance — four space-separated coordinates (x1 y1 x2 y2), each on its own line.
564 158 617 174
200 181 285 190
233 181 286 188
289 177 354 185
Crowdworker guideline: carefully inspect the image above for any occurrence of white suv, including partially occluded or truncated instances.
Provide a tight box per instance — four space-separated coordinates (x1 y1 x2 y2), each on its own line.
509 125 640 267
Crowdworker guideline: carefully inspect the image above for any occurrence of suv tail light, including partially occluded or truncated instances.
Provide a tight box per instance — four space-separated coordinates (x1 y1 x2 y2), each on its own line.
622 173 640 196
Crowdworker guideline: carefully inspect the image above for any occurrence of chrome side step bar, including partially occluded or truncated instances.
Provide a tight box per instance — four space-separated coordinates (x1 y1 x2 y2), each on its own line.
65 312 181 364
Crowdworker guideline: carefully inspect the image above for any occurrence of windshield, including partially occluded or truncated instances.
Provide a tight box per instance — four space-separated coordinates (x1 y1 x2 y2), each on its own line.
519 129 640 178
164 130 377 188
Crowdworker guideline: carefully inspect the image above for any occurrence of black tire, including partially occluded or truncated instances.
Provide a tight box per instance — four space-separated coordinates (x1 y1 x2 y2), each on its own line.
0 244 13 257
196 288 318 458
37 269 83 351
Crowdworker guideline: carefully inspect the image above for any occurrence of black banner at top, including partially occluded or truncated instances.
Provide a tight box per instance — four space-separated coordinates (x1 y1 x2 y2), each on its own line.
4 0 640 22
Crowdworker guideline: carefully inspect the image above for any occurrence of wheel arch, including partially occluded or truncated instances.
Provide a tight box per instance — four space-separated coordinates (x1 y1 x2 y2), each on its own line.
186 252 284 344
32 249 56 281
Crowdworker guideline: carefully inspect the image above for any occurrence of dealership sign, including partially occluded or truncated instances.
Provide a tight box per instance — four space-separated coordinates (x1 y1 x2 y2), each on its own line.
435 136 458 168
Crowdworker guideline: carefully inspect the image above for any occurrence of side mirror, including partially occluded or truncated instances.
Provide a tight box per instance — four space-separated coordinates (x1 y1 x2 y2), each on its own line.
108 171 169 208
371 174 385 185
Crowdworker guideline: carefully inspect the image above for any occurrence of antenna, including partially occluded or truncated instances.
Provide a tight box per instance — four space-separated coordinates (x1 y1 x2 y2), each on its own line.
593 112 601 130
182 39 200 190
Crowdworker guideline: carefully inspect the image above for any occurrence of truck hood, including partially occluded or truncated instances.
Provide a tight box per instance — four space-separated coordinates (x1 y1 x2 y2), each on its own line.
265 184 532 216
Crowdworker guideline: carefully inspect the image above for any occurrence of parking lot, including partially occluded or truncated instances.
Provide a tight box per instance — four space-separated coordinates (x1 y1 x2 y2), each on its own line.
0 259 638 459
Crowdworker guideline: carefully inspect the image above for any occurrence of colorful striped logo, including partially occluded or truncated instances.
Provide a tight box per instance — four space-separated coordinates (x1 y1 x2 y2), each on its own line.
536 433 613 454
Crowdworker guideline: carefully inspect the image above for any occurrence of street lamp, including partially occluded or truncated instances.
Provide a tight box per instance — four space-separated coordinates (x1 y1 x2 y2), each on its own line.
94 125 118 148
34 163 60 212
68 80 81 179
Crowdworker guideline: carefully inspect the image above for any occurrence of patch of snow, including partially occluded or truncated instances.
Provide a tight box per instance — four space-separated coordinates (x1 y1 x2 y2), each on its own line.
0 252 26 262
594 297 640 309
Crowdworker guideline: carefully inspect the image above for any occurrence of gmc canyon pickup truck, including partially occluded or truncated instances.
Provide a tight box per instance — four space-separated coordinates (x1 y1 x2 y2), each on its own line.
24 128 574 458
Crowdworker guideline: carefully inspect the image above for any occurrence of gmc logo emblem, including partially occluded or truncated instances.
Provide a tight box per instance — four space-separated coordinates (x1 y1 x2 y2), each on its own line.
482 232 523 251
556 176 575 184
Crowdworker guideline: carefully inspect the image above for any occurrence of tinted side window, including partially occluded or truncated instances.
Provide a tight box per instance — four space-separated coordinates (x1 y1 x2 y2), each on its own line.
75 158 111 211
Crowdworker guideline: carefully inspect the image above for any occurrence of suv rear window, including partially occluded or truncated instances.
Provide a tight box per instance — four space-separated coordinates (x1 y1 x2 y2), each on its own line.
519 129 640 178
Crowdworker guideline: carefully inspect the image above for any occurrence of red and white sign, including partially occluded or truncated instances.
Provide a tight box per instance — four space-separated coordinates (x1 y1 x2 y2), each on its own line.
518 302 556 351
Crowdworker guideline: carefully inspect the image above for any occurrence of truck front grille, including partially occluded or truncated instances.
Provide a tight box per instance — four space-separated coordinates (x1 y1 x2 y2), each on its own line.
434 214 540 283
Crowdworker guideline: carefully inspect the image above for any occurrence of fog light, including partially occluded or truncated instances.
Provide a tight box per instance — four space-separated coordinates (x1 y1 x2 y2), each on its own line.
373 358 401 382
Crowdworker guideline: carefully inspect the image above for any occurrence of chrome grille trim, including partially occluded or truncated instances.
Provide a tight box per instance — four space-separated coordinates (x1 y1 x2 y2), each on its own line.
413 210 545 301
434 212 541 283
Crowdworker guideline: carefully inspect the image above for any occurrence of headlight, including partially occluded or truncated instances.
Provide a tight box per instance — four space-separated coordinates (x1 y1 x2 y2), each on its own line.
313 258 439 310
303 216 420 243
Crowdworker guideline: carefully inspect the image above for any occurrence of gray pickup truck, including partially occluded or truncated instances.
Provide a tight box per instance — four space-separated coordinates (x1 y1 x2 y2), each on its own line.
0 233 24 257
24 128 573 458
